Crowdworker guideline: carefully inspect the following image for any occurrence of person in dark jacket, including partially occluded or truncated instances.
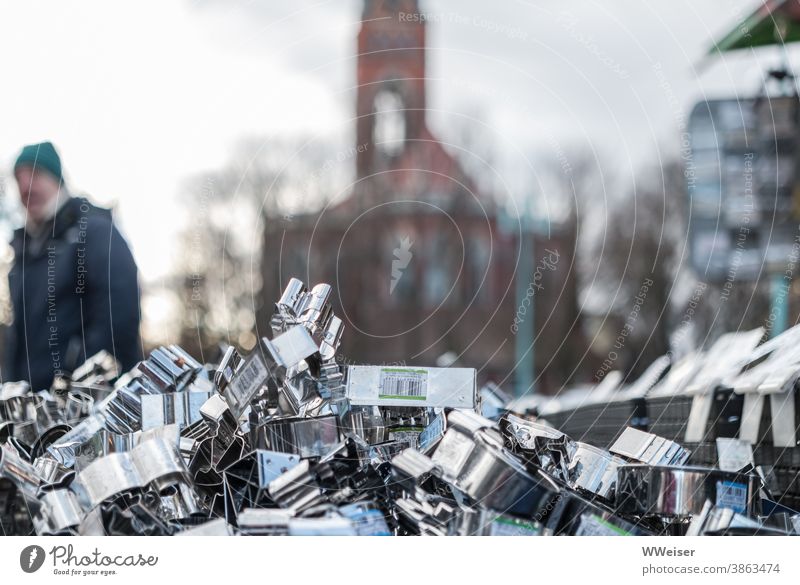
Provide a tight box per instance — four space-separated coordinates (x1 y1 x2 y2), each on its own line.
3 141 142 390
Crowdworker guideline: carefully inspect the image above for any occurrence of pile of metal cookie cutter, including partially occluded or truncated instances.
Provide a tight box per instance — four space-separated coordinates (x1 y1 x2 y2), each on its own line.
1 280 799 535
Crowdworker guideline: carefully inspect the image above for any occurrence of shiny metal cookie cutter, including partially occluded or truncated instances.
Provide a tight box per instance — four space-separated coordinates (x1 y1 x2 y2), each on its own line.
72 436 190 509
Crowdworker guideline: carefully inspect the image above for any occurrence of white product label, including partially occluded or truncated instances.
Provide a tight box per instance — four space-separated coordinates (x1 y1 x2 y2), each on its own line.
228 354 268 409
716 438 754 472
715 480 748 514
378 368 428 401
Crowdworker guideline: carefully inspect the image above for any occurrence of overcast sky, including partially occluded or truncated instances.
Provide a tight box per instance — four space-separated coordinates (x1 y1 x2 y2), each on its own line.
0 0 787 334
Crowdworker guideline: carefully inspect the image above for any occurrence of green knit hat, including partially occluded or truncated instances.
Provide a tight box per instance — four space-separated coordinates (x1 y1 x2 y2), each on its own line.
14 141 63 184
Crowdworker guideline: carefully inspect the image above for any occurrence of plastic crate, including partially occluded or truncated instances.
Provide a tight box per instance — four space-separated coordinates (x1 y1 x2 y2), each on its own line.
540 398 647 449
747 391 800 504
753 443 800 468
646 387 743 444
776 493 800 513
645 394 691 440
685 441 717 467
751 391 800 451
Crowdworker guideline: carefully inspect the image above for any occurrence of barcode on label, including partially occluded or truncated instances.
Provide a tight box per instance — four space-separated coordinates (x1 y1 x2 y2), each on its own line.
229 354 268 408
378 368 428 400
715 480 748 514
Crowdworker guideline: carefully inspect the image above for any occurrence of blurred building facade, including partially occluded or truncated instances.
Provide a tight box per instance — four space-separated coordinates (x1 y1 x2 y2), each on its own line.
260 0 582 392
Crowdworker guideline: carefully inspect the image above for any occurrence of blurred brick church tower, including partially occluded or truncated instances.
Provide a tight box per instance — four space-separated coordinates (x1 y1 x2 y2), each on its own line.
260 0 582 392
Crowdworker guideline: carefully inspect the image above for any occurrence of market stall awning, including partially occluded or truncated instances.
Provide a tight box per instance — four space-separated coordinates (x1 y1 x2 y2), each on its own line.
710 0 800 54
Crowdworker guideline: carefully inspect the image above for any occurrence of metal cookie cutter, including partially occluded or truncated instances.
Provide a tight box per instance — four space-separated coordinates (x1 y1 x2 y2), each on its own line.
140 391 212 431
431 411 561 518
686 500 788 536
222 326 321 418
610 427 690 466
72 437 190 509
257 414 341 459
0 443 41 505
33 489 83 535
567 442 625 500
615 464 761 519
